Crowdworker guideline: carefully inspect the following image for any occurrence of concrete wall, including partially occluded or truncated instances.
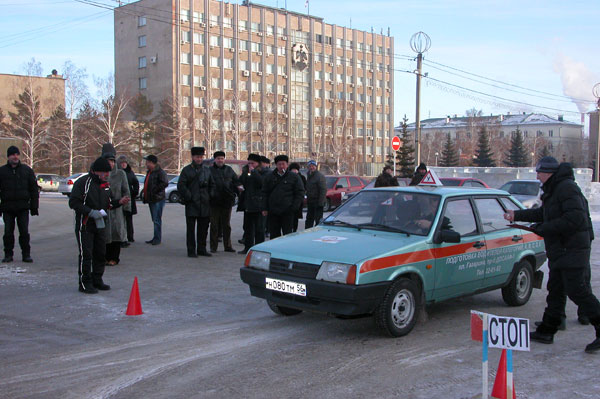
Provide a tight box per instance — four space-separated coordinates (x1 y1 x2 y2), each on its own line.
430 166 593 198
0 73 65 118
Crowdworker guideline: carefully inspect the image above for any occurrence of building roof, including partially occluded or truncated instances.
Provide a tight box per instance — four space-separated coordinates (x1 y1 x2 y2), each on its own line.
400 113 582 130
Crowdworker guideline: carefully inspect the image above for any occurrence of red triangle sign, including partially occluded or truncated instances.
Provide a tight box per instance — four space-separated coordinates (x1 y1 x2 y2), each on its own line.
418 170 443 186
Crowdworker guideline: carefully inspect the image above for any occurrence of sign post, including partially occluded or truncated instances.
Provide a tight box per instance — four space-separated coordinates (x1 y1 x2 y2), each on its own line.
391 136 401 177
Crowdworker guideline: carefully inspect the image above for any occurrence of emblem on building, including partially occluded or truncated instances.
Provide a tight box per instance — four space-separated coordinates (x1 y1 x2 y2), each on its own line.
291 43 309 71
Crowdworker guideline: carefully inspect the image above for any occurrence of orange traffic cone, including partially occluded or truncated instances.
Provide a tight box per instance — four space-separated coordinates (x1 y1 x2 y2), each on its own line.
491 349 515 399
125 276 143 316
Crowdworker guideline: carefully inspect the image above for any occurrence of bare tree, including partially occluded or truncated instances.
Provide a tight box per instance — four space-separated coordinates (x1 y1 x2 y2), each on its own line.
94 73 130 148
257 103 277 158
154 96 185 172
225 91 249 160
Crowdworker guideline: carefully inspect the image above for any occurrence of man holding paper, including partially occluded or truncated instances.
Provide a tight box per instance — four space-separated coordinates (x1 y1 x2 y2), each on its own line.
504 156 600 353
69 157 129 294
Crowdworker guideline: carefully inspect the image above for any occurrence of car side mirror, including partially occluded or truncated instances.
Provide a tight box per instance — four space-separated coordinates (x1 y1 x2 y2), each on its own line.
336 185 343 189
434 229 461 244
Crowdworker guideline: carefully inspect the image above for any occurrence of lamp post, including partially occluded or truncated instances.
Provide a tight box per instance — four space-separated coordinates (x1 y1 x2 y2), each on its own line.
435 152 439 166
410 32 431 167
531 152 535 167
593 83 600 181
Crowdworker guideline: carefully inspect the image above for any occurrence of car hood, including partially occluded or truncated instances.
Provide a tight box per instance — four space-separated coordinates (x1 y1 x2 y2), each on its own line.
250 225 427 266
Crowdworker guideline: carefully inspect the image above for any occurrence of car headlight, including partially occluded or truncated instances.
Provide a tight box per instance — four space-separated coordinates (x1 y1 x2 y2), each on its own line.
316 261 356 284
246 250 271 270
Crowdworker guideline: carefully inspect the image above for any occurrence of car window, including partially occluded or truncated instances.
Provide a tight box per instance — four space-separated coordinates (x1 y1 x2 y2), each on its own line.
471 180 486 187
336 178 349 188
67 173 82 180
499 197 521 211
504 181 539 196
441 179 461 186
499 182 512 192
348 177 361 187
169 176 179 184
474 198 509 233
325 191 440 236
441 199 478 236
326 177 338 189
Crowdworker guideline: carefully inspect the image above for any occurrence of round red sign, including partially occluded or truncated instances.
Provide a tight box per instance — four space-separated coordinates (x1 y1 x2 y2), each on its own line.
391 136 401 151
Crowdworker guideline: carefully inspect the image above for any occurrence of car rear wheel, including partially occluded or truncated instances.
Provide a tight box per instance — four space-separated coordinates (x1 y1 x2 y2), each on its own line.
267 300 303 316
324 198 331 212
375 278 421 337
502 260 533 306
169 191 180 203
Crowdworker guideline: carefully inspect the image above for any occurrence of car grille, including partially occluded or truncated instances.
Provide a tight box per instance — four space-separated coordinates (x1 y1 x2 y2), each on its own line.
269 258 320 279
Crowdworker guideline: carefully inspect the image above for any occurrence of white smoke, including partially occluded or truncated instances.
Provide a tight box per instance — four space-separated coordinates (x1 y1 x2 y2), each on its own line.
553 53 598 114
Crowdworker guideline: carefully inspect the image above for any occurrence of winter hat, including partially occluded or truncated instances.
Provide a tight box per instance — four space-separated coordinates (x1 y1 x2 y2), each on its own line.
191 147 205 156
116 155 128 165
416 162 427 172
289 162 301 171
144 154 158 164
7 146 20 157
260 156 271 165
213 151 226 158
274 154 289 164
101 143 116 160
536 156 559 173
247 153 261 163
307 160 317 167
91 157 112 172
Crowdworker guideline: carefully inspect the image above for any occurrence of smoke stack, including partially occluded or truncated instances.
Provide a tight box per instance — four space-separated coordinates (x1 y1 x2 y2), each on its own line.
558 115 564 122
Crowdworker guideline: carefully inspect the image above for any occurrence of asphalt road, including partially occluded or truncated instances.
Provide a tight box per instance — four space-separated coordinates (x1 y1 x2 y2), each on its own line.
1 194 599 399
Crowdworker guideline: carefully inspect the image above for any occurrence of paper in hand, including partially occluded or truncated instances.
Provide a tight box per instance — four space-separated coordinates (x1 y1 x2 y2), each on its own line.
99 209 107 217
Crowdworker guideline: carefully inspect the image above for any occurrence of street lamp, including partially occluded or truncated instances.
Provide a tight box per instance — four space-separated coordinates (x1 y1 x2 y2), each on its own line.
410 31 431 167
435 152 439 166
531 152 535 167
593 83 600 181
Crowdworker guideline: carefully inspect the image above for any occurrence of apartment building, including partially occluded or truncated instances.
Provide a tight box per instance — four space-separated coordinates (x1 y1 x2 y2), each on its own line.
115 0 394 172
0 71 65 119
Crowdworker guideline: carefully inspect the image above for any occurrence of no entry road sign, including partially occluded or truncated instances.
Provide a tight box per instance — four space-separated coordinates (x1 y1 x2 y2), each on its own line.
391 136 401 151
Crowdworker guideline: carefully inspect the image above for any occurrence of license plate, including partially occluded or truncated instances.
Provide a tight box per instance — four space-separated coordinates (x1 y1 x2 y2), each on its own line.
265 277 306 297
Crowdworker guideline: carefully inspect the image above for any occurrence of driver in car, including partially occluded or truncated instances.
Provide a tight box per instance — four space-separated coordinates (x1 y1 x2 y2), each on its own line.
412 196 439 233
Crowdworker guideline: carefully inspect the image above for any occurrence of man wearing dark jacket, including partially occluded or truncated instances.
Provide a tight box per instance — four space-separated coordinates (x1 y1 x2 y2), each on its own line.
69 157 126 293
304 160 326 229
504 157 600 353
209 151 242 253
238 153 264 254
374 165 400 188
178 147 215 257
409 163 428 186
261 155 305 239
142 154 169 245
0 146 39 263
118 155 139 245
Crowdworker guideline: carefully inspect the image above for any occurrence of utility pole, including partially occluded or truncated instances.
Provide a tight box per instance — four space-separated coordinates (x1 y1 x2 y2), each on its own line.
410 32 431 166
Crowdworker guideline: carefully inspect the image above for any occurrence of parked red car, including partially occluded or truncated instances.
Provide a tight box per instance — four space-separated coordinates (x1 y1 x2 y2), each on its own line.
440 177 490 188
323 175 369 211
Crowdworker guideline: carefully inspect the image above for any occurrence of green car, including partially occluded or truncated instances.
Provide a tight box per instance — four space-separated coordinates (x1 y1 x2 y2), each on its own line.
240 186 546 337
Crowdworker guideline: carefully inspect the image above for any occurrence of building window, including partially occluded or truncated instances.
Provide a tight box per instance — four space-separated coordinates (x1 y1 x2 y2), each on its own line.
239 39 249 51
138 16 146 27
193 54 204 66
211 77 220 88
266 83 275 93
210 15 220 25
266 24 274 35
238 20 248 31
193 76 205 87
336 38 343 48
180 9 190 22
182 96 190 107
223 17 233 28
315 34 323 44
193 11 204 23
266 45 275 55
324 36 332 45
138 56 147 69
181 52 190 64
139 77 147 90
211 99 220 110
182 74 191 86
251 22 261 33
266 64 275 74
224 79 233 89
194 97 204 108
193 32 204 44
181 30 190 43
251 42 262 53
223 37 234 48
138 35 146 47
210 57 220 67
277 26 286 36
315 71 322 81
210 36 221 46
549 130 553 137
223 58 233 69
315 89 321 98
252 62 262 72
277 47 286 56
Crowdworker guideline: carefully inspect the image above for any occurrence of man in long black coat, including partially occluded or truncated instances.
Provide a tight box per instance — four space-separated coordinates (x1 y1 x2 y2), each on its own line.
0 146 38 263
261 155 304 239
505 157 600 353
117 155 139 245
178 147 215 257
238 153 264 254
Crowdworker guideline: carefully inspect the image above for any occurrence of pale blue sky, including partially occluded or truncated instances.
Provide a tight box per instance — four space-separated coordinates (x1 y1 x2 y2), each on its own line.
1 0 598 125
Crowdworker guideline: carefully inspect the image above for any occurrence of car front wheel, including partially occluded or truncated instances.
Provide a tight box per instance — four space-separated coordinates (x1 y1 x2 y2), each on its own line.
169 191 180 203
324 198 331 212
502 260 533 306
375 278 421 337
267 300 303 316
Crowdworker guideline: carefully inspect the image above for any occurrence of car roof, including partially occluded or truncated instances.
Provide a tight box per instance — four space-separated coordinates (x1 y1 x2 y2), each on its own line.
504 179 540 183
363 186 508 197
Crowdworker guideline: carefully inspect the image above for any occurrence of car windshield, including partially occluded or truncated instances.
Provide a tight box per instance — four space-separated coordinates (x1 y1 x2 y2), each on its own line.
323 191 441 236
326 177 338 189
501 181 539 196
440 179 461 186
66 173 82 180
169 176 179 184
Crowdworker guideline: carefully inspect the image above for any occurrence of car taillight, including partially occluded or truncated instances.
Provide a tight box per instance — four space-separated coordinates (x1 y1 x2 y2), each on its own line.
346 265 357 285
67 179 74 185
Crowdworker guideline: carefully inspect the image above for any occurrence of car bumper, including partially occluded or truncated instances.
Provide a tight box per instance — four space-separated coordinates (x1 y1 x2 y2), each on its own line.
240 267 391 316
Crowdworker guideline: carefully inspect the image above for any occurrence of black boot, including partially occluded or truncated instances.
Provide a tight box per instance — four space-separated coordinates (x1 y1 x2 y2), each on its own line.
79 284 98 294
531 314 561 344
93 279 111 291
2 254 13 263
22 254 33 263
586 317 600 353
198 248 212 257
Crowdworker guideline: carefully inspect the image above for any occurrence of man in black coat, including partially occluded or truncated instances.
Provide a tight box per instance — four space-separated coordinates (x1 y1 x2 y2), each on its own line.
141 154 169 245
209 151 242 253
261 155 305 239
304 159 327 229
374 165 400 188
177 147 215 257
69 157 127 294
117 155 139 245
0 146 38 263
504 157 600 353
289 162 306 232
260 156 271 238
409 163 428 186
238 153 264 254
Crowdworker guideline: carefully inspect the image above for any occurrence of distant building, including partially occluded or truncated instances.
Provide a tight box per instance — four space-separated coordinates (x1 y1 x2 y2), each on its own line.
114 0 394 174
588 110 599 181
400 113 584 167
0 71 65 118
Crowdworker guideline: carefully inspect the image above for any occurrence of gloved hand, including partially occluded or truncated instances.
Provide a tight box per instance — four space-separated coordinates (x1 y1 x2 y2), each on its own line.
30 208 39 216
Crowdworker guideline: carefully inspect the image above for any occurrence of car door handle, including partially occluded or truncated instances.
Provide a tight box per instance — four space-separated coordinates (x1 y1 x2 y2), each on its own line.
512 235 523 242
473 241 486 249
